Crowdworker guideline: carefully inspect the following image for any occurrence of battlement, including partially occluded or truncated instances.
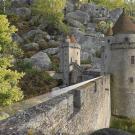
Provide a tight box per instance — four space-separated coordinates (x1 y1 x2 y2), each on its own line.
0 75 110 135
60 42 81 49
111 43 135 50
108 34 135 44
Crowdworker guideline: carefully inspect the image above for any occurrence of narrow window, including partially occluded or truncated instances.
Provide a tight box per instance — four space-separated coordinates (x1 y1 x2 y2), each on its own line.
125 37 129 42
71 57 72 62
108 39 110 43
75 60 77 64
77 52 78 55
129 77 134 83
131 56 135 64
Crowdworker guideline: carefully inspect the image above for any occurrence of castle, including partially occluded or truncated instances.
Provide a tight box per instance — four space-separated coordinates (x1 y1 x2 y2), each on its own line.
1 9 135 135
60 10 135 118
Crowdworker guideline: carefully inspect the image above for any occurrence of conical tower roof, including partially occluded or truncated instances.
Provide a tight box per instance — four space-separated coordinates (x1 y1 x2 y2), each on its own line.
113 9 135 35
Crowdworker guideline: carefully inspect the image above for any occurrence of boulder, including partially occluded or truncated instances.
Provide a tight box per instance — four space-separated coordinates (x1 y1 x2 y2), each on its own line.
23 29 49 42
80 3 109 18
48 40 60 47
66 18 84 28
11 0 28 7
93 6 109 18
15 7 31 19
43 48 58 55
66 10 90 24
80 3 96 14
23 43 39 51
30 52 52 70
65 1 74 13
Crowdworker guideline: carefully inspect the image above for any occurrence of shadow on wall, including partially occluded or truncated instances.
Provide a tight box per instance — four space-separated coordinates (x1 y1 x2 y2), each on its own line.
59 128 132 135
90 128 132 135
54 128 132 135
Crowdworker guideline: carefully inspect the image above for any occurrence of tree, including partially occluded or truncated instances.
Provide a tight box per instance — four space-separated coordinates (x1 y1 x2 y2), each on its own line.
0 15 24 106
32 0 68 34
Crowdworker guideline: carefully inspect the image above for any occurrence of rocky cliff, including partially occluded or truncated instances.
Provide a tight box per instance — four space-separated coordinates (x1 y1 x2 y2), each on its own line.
8 0 122 71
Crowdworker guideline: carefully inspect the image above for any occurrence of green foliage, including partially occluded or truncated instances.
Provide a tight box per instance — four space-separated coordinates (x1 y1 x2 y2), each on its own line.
0 0 11 14
90 0 126 9
96 20 113 34
111 116 135 134
95 49 102 58
16 60 33 72
49 55 60 72
32 0 69 34
81 59 91 64
0 15 24 106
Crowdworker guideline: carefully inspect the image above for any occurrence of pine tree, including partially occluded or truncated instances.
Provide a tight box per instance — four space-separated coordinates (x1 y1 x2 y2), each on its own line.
0 15 24 106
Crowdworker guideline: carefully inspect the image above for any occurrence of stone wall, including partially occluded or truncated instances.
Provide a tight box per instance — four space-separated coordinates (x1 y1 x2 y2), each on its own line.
0 75 110 135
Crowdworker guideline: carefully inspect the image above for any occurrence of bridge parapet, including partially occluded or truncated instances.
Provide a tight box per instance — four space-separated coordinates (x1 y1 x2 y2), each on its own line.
0 75 111 135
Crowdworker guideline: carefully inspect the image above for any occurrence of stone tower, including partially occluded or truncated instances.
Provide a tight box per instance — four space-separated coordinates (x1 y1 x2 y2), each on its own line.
102 10 135 117
59 36 81 86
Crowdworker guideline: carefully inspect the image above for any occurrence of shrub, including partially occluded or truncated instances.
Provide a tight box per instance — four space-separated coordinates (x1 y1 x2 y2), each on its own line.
96 20 113 34
49 55 60 72
32 0 69 34
81 59 91 64
0 0 11 14
95 49 101 58
0 15 24 106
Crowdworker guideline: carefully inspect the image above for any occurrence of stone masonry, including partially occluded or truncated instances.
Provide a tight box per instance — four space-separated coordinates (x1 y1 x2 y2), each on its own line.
0 75 110 135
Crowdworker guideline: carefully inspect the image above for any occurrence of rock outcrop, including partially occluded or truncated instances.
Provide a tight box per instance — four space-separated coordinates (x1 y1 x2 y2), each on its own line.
10 0 122 72
25 52 52 70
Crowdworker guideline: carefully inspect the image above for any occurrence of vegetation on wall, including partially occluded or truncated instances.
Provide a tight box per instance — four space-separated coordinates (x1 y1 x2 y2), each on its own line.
111 116 135 134
0 15 24 106
96 20 113 34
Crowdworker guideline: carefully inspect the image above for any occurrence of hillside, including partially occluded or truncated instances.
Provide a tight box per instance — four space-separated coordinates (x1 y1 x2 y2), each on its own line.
0 0 124 99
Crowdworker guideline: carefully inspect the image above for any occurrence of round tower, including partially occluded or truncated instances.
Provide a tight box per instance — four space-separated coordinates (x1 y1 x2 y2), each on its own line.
103 10 135 117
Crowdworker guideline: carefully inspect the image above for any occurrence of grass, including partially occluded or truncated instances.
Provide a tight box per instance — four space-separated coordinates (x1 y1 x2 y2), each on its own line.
110 116 135 134
49 55 60 72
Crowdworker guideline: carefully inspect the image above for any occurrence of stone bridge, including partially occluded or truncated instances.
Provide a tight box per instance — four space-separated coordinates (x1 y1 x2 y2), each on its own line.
0 75 111 135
